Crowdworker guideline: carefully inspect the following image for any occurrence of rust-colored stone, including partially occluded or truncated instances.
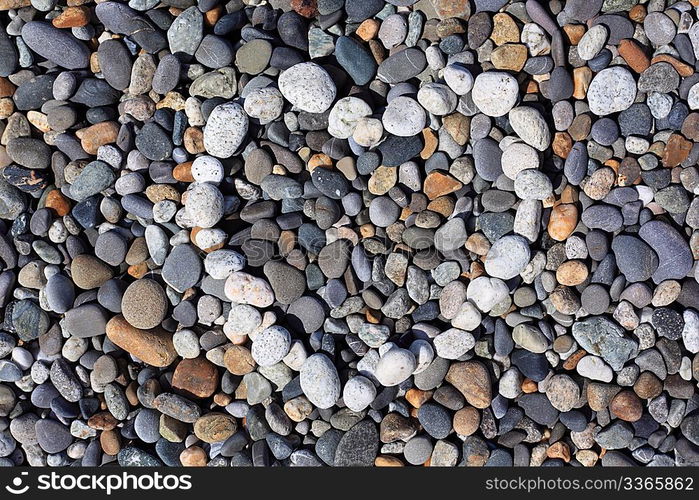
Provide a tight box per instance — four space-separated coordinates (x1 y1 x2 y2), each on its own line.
203 5 222 27
610 390 643 422
423 171 463 200
405 388 433 408
223 345 256 375
290 0 317 18
420 128 438 159
552 131 573 158
662 133 692 167
45 189 71 216
105 315 177 368
563 24 586 45
618 39 650 73
76 121 120 155
172 357 219 398
52 6 91 28
548 203 578 241
356 19 380 40
629 4 646 22
445 361 492 409
375 456 404 466
562 349 587 371
651 54 694 77
100 429 121 456
547 441 571 462
88 412 119 431
0 77 15 98
173 162 194 182
453 406 480 436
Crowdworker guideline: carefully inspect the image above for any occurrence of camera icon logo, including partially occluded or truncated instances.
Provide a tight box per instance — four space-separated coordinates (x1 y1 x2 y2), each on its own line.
5 472 29 495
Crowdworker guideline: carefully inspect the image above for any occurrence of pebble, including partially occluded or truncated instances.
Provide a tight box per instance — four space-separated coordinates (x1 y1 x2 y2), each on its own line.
485 235 531 280
278 62 336 113
0 0 695 470
300 354 341 409
343 375 376 412
382 96 425 137
471 72 519 117
587 67 637 116
203 102 249 158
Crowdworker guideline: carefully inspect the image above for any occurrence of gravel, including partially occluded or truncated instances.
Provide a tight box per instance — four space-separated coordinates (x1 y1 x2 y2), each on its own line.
0 0 697 470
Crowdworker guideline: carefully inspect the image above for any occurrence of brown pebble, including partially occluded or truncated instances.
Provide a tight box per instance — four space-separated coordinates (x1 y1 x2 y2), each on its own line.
423 171 463 200
0 77 15 98
453 406 480 436
70 254 113 289
548 204 578 241
290 0 317 18
547 441 571 462
556 260 588 286
634 371 663 399
45 189 71 216
52 6 90 27
491 43 528 71
375 456 404 466
662 134 692 168
184 127 205 154
193 412 237 443
380 413 417 443
356 19 379 40
552 131 573 158
172 357 219 398
100 429 121 456
87 412 119 431
618 39 650 73
420 128 438 159
562 349 587 371
610 390 643 422
223 345 257 375
105 315 177 368
405 388 433 408
173 162 195 182
76 121 119 155
445 361 492 409
180 446 208 466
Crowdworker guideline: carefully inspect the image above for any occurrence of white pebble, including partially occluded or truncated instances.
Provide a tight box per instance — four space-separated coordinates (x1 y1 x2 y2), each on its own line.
382 96 425 137
327 97 372 139
433 328 475 359
443 64 474 95
191 155 224 184
243 87 284 123
343 375 377 412
278 62 337 113
205 249 246 279
251 326 291 367
203 102 249 158
375 346 417 387
471 71 519 117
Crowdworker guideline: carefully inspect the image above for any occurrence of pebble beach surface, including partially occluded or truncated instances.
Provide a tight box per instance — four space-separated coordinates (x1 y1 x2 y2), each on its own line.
0 0 698 468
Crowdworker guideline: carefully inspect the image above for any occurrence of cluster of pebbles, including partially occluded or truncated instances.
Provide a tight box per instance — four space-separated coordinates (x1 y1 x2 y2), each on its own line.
0 0 698 468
